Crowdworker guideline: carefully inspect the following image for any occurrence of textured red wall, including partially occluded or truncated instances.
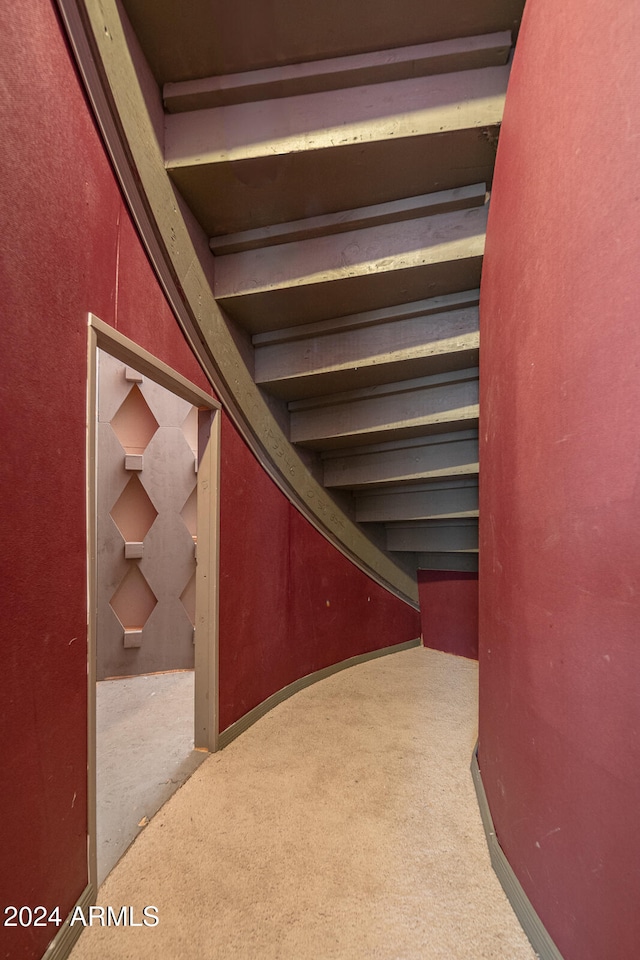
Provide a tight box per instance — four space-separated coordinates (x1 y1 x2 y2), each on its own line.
0 4 215 958
478 1 640 958
219 416 421 730
417 572 478 660
1 5 420 957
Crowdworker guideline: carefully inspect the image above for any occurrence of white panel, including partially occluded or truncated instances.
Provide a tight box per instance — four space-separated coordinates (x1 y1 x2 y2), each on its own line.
97 350 134 422
97 351 198 679
141 428 200 513
139 375 194 427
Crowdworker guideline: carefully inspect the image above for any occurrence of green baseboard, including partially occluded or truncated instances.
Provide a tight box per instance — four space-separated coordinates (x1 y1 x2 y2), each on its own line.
471 745 565 960
218 637 421 749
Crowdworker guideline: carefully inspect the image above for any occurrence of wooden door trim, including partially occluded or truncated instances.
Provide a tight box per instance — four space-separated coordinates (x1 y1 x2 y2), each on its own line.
86 313 220 892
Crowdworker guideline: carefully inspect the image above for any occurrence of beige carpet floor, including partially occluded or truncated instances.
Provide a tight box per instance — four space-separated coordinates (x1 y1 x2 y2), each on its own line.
70 646 537 960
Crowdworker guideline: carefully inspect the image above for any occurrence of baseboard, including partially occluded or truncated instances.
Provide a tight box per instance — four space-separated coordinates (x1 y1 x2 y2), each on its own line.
471 745 565 960
218 637 421 750
42 883 96 960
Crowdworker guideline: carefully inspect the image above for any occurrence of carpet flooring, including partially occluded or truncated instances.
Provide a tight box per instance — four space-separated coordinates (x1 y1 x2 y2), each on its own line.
70 646 537 960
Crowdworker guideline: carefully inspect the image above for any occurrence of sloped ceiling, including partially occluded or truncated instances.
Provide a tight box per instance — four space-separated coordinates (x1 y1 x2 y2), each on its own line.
64 0 526 600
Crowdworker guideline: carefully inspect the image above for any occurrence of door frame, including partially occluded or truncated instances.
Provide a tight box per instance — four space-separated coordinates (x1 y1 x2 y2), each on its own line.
86 313 221 891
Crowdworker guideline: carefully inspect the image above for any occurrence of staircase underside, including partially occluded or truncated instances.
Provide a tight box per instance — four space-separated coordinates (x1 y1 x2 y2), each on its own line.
69 0 526 596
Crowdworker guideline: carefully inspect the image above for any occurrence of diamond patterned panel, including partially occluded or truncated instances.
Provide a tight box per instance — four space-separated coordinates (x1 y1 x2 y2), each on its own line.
110 475 158 542
110 564 157 630
181 406 198 458
110 384 159 454
98 350 199 677
180 486 197 539
180 572 196 627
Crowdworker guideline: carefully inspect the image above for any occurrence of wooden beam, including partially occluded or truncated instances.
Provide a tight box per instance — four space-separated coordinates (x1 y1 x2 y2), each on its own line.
166 67 508 168
165 34 512 111
386 518 478 552
215 206 487 332
322 430 478 488
253 289 480 345
355 478 478 522
416 552 479 572
255 302 479 400
165 65 509 234
289 368 478 449
210 184 486 254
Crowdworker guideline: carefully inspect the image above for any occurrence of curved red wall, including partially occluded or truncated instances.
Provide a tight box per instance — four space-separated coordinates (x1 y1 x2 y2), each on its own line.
479 1 640 958
219 418 420 731
417 571 478 660
0 4 419 957
0 4 215 957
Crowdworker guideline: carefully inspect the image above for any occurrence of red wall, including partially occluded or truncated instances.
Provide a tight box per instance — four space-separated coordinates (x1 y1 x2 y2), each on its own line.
478 1 640 958
0 5 419 957
417 572 478 660
0 5 215 957
219 417 421 730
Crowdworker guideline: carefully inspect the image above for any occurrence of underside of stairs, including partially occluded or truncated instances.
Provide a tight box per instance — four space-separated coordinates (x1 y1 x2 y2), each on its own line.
76 0 527 588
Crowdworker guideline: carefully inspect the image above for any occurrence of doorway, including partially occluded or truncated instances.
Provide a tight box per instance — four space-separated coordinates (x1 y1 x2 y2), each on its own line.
87 315 220 889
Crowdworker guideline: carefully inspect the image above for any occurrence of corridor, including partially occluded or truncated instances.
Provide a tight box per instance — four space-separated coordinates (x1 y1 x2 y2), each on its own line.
70 647 535 960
